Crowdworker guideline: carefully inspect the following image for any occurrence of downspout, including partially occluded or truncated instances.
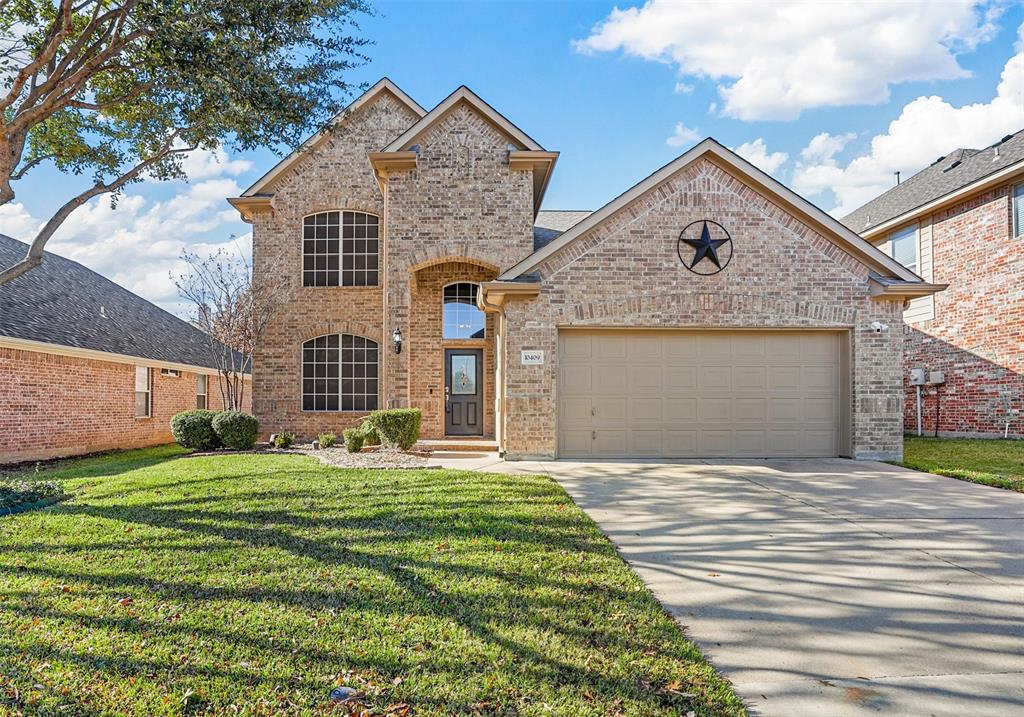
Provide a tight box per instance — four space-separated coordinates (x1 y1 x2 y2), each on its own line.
477 289 507 456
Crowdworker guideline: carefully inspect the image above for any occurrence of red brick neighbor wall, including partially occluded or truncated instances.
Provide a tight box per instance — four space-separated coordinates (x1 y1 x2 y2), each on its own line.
899 181 1024 437
0 346 251 465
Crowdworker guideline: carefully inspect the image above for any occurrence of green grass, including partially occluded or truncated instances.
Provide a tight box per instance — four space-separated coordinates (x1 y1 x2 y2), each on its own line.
0 447 745 716
901 436 1024 492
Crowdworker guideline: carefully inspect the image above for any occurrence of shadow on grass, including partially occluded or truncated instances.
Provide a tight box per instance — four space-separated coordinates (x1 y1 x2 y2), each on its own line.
0 456 744 716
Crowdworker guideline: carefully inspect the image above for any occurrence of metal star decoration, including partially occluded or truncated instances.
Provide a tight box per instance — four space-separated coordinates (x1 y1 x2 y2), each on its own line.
682 221 730 270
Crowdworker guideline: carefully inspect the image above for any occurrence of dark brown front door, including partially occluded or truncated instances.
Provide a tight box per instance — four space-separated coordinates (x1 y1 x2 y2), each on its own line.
445 348 483 436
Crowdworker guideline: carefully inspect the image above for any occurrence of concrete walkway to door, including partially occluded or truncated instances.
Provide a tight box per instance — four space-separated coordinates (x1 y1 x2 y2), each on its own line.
447 456 1024 717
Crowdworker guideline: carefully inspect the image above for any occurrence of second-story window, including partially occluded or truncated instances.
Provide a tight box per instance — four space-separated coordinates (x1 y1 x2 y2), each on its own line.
302 211 379 287
890 224 918 274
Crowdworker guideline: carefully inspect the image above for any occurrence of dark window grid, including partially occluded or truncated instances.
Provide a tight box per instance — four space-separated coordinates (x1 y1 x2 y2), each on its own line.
301 334 379 412
303 211 379 287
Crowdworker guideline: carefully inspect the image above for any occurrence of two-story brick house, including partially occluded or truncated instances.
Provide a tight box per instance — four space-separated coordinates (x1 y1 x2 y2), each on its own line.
844 131 1024 438
230 78 940 460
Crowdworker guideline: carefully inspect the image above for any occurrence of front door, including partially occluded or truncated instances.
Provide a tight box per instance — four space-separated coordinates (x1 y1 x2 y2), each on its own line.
445 348 483 436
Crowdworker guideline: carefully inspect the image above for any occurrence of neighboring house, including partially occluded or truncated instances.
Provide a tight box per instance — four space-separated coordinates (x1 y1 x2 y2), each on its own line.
230 78 939 460
844 131 1024 438
0 234 251 464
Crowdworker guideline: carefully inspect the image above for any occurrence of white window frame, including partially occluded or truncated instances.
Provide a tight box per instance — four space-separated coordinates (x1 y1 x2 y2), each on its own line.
1013 183 1024 238
196 374 208 409
160 368 181 378
134 366 152 419
889 224 919 274
442 282 486 340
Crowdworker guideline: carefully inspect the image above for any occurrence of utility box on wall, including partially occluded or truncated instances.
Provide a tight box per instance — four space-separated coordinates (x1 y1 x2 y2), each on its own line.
909 368 926 385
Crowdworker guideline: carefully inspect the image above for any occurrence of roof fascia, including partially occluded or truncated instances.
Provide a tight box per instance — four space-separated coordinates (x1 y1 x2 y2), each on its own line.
382 86 544 153
499 139 921 282
0 335 250 376
241 78 426 197
509 150 559 216
857 158 1024 240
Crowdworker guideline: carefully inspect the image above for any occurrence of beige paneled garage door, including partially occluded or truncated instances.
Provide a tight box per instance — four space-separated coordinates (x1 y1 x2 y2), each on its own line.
558 330 844 458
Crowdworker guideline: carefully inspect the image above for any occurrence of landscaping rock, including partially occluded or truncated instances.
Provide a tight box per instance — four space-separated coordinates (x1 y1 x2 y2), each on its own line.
294 444 429 470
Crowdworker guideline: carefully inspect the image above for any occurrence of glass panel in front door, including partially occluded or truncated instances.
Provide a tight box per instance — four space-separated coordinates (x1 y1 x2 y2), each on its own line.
451 355 477 394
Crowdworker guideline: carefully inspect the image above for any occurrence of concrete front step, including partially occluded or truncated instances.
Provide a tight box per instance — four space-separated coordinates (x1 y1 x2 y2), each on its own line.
415 438 498 453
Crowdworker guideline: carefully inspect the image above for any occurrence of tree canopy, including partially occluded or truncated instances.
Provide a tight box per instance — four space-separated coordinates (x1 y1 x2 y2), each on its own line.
0 0 371 284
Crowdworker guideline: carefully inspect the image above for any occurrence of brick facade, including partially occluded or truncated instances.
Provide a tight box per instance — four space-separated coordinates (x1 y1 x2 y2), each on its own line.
897 183 1024 437
243 80 913 459
499 158 906 460
0 347 250 464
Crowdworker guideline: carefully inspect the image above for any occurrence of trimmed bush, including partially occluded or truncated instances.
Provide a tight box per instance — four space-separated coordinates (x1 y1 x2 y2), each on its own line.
318 432 337 449
273 431 295 449
342 427 365 453
359 419 380 447
170 410 222 451
0 479 65 510
366 408 421 451
212 411 259 450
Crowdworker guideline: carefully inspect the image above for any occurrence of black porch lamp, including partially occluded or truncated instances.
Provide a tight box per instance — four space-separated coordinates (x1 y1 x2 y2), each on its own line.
392 326 403 354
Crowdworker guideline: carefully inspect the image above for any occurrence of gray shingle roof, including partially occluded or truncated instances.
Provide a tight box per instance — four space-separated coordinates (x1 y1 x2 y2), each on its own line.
0 234 233 370
843 129 1024 232
533 210 592 250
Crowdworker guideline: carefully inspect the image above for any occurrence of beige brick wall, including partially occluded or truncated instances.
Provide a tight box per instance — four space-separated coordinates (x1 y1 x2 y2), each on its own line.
500 158 905 460
408 262 498 438
384 102 535 417
251 90 420 438
0 347 249 464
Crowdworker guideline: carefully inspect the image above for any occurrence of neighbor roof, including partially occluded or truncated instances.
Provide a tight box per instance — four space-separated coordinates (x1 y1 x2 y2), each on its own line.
0 234 237 371
533 210 592 251
500 138 929 289
843 129 1024 236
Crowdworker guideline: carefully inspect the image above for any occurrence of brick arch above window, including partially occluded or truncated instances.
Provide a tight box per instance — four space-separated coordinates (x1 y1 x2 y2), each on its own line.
296 319 382 346
302 210 380 287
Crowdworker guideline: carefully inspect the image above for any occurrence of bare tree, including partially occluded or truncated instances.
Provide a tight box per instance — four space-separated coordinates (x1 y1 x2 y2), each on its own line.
174 245 287 411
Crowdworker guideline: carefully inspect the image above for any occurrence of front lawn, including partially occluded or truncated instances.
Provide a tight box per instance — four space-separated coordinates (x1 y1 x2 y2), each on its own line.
0 447 745 716
901 436 1024 492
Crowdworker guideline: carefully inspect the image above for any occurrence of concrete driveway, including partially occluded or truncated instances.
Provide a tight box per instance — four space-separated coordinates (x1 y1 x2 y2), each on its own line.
533 458 1024 717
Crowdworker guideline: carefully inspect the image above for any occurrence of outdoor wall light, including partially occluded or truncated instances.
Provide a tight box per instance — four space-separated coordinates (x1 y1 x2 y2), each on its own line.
392 326 403 354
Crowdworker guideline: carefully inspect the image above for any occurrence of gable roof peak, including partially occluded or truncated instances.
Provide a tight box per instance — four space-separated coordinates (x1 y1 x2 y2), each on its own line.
500 137 921 284
382 84 544 153
240 77 425 198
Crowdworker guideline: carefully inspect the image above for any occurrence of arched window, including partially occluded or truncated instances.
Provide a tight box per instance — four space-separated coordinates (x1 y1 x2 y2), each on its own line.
443 283 485 339
302 211 379 287
301 334 379 412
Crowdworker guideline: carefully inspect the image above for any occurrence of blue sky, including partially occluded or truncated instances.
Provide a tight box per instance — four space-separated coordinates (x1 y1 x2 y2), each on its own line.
3 0 1024 315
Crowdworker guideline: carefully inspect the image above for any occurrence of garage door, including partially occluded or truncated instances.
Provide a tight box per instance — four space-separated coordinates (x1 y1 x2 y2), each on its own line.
558 330 844 458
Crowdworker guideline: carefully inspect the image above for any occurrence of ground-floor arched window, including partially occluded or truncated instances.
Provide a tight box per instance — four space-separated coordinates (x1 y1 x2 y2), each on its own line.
301 334 379 411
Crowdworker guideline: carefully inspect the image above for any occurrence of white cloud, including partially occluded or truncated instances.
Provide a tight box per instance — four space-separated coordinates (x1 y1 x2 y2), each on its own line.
667 121 700 147
0 148 253 315
576 0 999 120
0 201 41 239
732 138 789 176
793 33 1024 217
800 132 857 164
673 81 694 94
180 146 253 180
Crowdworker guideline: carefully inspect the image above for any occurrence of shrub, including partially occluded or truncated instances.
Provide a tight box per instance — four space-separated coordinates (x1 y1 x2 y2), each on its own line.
342 427 365 453
273 431 295 449
170 410 222 451
212 411 259 450
0 479 65 510
366 408 421 451
318 432 337 448
359 418 380 446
